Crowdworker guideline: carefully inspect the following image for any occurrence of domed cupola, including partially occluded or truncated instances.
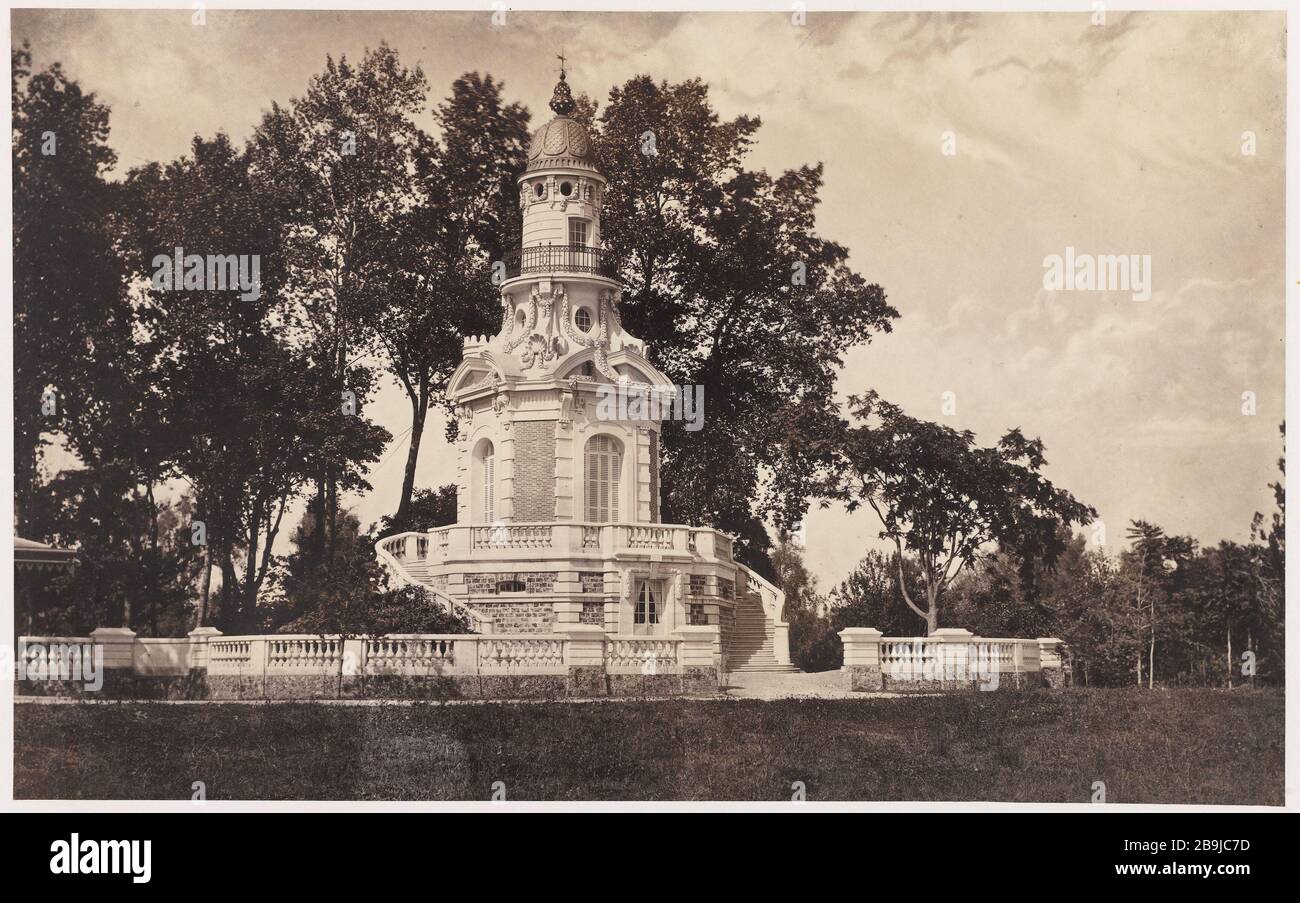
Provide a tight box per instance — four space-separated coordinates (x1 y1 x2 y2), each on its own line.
526 70 597 174
451 62 668 397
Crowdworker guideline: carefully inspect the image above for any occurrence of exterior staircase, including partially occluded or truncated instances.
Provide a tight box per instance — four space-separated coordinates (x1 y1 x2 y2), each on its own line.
726 592 798 673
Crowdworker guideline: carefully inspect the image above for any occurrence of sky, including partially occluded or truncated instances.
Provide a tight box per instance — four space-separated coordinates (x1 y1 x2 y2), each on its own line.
11 8 1286 594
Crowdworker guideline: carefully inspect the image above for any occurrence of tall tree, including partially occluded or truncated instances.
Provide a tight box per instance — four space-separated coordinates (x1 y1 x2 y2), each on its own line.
1249 421 1285 675
124 134 388 630
1121 521 1196 688
819 391 1095 634
365 72 530 526
249 43 427 562
11 44 128 535
588 76 897 567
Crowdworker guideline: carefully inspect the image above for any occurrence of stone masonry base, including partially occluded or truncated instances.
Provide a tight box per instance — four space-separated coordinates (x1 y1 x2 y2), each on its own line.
844 666 1051 693
20 665 725 701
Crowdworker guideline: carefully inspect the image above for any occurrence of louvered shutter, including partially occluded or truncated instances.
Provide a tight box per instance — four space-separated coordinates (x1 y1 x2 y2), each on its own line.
610 451 620 521
584 436 621 522
483 444 495 523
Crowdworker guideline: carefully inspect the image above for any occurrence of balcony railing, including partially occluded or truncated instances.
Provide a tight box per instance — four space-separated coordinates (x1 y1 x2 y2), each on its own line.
503 244 617 279
378 523 744 571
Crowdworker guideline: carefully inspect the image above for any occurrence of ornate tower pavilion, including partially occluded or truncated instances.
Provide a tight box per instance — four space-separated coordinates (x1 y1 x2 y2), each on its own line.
377 70 792 674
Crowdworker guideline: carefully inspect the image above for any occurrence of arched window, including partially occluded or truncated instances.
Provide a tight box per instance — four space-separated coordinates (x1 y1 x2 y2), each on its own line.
477 440 495 523
584 435 621 522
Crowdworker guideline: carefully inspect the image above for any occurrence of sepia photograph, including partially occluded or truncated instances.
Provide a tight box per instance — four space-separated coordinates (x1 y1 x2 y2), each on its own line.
2 0 1292 843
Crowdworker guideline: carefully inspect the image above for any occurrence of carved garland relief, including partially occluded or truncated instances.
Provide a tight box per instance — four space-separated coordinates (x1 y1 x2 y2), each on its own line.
497 284 621 379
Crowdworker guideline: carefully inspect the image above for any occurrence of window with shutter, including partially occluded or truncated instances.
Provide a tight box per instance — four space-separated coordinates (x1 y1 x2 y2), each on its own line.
584 435 621 522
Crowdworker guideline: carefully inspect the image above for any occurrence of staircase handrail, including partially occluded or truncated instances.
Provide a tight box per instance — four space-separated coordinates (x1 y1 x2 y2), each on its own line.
734 560 787 626
374 532 493 633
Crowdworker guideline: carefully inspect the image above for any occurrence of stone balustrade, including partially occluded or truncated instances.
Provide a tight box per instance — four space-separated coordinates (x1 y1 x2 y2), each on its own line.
16 624 722 700
604 637 682 674
381 521 741 565
840 628 1064 691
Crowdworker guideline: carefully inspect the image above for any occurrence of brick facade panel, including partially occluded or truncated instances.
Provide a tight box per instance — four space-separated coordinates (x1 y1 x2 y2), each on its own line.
512 420 556 522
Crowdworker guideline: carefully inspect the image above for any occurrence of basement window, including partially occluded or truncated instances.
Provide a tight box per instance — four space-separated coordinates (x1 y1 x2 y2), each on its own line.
497 576 526 594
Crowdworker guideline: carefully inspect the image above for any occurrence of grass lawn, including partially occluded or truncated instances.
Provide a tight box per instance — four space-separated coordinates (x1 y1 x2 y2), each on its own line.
13 688 1283 803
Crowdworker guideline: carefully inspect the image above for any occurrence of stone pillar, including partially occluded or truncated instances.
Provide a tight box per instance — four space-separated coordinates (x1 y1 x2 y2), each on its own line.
89 627 137 672
498 425 516 522
604 571 622 634
554 420 575 519
1037 637 1068 688
453 638 480 676
251 636 270 675
553 594 583 628
455 431 471 524
930 628 974 684
552 568 583 605
772 622 790 666
634 426 653 522
187 626 222 670
559 623 606 696
676 624 721 692
839 627 883 691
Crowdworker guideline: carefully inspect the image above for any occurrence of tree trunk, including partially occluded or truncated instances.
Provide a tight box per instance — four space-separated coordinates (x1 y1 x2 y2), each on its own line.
311 480 326 569
325 470 337 563
220 550 237 632
326 307 347 563
925 585 939 635
395 387 429 527
197 545 213 628
1226 625 1233 689
244 501 263 629
1247 629 1255 688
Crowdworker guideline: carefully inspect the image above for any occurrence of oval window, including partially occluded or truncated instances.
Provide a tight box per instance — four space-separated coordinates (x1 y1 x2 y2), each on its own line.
534 182 545 198
575 307 592 332
560 181 573 197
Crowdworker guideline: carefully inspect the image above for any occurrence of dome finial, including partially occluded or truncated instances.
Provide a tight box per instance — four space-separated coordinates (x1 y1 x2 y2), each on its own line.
549 51 577 116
